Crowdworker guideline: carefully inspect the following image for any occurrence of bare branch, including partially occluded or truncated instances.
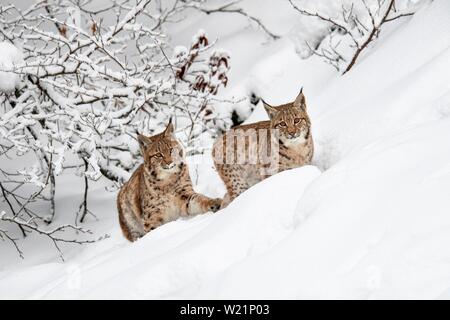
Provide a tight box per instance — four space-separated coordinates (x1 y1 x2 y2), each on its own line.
0 212 102 261
0 0 238 257
343 0 396 74
289 0 415 74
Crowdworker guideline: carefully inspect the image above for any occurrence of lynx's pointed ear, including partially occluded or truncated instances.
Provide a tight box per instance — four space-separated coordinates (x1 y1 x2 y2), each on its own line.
164 118 175 137
262 99 278 119
293 87 306 110
137 134 152 153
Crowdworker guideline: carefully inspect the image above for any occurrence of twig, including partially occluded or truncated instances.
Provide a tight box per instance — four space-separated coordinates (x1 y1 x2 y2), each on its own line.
79 158 89 223
0 213 99 261
343 0 396 74
0 181 26 237
289 0 414 74
196 1 280 40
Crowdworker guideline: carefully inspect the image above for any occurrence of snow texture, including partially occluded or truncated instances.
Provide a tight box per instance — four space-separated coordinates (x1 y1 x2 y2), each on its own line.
0 42 23 93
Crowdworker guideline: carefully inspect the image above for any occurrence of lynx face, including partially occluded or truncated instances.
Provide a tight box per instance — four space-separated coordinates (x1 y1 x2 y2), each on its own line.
138 121 185 178
263 90 311 145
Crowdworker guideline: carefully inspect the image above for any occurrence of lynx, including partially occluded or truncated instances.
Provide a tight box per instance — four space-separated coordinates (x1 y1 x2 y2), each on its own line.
117 120 222 241
213 89 313 208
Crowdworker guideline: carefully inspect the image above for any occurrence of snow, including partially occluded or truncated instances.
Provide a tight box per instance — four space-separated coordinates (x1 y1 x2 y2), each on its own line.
4 166 318 299
189 119 450 299
0 42 23 93
2 0 450 299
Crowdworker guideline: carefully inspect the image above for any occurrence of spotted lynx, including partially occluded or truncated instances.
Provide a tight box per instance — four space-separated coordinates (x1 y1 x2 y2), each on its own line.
213 89 313 208
117 120 222 241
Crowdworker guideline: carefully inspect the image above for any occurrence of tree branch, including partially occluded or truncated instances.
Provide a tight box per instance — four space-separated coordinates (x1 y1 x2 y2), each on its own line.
196 1 280 40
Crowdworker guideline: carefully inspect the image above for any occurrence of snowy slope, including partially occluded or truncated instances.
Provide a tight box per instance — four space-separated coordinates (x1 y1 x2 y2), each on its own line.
188 119 450 299
1 0 450 299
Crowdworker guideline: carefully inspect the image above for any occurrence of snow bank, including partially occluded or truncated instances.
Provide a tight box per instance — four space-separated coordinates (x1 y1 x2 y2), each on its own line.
0 166 320 299
0 42 23 93
191 119 450 299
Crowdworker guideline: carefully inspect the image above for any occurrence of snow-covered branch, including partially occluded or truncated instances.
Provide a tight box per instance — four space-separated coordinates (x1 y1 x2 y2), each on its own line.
289 0 417 74
192 0 280 40
0 0 232 257
0 210 102 260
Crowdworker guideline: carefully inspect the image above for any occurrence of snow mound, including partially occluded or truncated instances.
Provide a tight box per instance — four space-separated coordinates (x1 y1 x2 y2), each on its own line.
0 166 320 299
191 119 450 299
0 42 23 93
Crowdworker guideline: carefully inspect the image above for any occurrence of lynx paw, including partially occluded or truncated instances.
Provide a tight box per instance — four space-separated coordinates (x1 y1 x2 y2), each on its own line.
208 198 223 212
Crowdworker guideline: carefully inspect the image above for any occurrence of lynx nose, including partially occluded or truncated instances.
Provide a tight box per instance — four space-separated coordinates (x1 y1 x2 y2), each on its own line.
287 129 298 139
287 127 297 136
163 162 176 170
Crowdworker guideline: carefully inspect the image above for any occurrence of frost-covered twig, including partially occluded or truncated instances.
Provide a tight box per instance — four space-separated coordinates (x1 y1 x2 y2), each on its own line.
289 0 416 74
192 0 280 40
343 0 398 74
0 211 101 261
0 215 23 258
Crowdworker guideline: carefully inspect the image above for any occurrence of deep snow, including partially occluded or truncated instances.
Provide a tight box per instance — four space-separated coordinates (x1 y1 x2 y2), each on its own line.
1 0 450 299
0 42 23 93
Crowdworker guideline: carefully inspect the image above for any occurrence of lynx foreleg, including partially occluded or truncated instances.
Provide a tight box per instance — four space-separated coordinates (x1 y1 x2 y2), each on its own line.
118 200 145 242
140 211 167 233
187 193 222 215
216 164 256 209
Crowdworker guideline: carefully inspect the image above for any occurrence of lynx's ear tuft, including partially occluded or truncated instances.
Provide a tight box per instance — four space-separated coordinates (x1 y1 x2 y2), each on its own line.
262 99 278 119
293 87 306 110
138 134 152 152
164 118 175 137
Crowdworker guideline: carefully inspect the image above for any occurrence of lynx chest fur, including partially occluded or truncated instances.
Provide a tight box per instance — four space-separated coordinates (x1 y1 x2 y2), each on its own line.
213 89 313 207
117 121 222 241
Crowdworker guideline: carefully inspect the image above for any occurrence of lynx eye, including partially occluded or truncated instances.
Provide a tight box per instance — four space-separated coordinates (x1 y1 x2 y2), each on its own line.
278 121 287 127
154 153 163 158
294 118 300 124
